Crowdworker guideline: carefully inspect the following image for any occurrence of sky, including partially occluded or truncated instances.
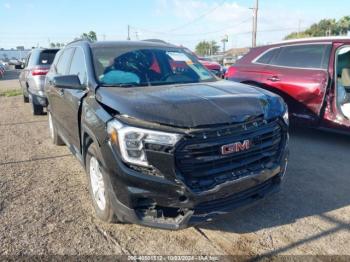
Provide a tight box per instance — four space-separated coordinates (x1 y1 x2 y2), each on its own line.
0 0 349 50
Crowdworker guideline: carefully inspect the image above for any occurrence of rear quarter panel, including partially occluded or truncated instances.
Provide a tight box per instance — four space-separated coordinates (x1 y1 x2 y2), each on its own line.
228 47 266 85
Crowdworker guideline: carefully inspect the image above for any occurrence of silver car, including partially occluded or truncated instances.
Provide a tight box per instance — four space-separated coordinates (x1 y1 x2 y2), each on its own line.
19 48 59 115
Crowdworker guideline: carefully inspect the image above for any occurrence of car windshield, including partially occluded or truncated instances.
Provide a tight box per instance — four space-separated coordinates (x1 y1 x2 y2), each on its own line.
92 47 217 87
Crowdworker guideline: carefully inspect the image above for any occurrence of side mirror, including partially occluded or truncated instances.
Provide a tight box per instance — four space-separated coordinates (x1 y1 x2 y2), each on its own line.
53 75 85 90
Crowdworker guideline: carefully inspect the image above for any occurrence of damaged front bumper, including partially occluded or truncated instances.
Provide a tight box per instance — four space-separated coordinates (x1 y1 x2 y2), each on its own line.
102 142 288 230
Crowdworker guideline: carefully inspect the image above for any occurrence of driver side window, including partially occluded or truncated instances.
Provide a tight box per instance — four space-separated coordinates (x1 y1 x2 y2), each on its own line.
69 48 87 85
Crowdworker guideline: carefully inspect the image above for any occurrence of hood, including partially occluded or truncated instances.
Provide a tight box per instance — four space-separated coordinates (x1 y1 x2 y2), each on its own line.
96 80 285 128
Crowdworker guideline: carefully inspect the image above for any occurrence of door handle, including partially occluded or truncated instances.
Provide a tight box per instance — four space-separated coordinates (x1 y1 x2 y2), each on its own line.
267 76 280 82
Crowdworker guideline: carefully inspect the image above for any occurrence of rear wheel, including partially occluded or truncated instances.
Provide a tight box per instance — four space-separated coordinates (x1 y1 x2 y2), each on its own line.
86 143 117 223
23 94 29 103
30 96 44 115
48 112 64 145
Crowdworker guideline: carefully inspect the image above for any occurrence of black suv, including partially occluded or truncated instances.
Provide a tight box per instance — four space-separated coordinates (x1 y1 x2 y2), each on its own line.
45 40 289 229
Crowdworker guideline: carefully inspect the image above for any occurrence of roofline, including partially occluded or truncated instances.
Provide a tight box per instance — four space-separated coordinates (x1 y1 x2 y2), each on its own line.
66 38 92 46
271 36 350 45
89 40 180 49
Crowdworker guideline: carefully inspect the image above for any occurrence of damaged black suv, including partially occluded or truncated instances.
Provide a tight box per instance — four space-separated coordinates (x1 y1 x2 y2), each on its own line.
45 40 289 229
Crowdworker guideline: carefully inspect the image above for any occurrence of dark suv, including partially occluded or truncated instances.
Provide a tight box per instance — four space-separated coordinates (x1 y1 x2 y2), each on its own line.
45 40 289 229
226 37 350 134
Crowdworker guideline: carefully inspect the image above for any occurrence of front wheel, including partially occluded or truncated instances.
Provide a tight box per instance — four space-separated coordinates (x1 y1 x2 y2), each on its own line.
86 143 117 223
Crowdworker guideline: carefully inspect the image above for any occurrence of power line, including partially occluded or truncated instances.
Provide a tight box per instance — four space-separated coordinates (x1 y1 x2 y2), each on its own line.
224 27 306 38
131 18 251 37
168 0 226 32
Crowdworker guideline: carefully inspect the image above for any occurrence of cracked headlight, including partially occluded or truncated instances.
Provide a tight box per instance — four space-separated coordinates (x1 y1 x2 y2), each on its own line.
107 119 182 167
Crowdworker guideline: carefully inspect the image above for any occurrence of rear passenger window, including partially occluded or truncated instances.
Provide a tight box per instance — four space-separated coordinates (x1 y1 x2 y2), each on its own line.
56 48 74 75
69 48 87 85
272 44 329 69
256 48 279 64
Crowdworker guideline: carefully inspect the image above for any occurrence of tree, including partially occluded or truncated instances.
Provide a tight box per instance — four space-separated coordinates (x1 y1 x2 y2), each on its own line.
285 16 350 40
195 40 220 56
209 41 220 55
196 41 210 56
338 16 350 35
81 31 97 42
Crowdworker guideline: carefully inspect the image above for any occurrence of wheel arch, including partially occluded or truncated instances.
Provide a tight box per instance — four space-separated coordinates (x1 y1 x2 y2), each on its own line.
81 125 103 168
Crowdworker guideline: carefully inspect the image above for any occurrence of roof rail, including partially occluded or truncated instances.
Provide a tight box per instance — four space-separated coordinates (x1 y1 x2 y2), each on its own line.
142 39 168 44
273 36 350 45
66 38 92 46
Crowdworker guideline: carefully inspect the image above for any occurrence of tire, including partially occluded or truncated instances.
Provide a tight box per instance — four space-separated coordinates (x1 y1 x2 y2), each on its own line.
31 99 44 115
48 112 65 146
85 143 117 223
23 94 29 103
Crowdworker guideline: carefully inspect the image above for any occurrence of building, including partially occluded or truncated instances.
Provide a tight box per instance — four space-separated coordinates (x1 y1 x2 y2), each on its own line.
0 49 30 62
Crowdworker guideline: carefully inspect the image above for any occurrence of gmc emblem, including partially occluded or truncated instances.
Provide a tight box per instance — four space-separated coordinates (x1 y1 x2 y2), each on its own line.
221 140 252 155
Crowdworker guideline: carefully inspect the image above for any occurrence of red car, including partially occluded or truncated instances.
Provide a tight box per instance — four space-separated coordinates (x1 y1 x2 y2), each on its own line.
198 57 223 77
226 37 350 134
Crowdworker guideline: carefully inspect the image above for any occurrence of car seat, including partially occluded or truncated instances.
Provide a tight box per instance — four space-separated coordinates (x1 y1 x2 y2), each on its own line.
340 68 350 119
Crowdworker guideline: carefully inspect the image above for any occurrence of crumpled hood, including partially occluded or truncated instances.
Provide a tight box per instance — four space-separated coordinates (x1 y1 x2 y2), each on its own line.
96 80 285 128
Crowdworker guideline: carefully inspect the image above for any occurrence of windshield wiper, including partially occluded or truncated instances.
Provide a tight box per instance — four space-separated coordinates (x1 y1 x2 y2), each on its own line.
101 82 143 87
149 81 198 86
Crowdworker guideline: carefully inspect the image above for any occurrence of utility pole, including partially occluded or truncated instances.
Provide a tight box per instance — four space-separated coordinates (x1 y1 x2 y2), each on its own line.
221 35 228 53
127 25 131 40
250 0 259 47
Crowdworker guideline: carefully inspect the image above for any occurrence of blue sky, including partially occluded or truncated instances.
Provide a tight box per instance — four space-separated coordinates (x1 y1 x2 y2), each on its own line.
0 0 349 50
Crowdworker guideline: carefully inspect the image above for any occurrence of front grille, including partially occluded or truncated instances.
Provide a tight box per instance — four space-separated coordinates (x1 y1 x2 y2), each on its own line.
175 118 285 192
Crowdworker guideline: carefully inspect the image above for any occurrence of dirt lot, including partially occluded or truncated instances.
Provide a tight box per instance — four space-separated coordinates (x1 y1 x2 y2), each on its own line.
0 73 350 257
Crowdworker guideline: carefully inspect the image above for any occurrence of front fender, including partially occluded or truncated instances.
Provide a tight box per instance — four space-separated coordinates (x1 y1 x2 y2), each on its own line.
80 95 113 167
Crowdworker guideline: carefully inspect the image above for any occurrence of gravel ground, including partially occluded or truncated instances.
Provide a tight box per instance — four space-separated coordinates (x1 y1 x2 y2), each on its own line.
0 75 349 257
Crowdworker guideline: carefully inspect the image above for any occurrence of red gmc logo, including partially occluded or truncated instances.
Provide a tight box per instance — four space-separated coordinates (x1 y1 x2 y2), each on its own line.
221 140 252 155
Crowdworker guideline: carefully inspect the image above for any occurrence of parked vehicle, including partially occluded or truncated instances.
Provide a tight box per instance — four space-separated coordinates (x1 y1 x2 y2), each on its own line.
0 64 5 78
198 57 223 77
19 48 59 115
226 37 350 134
45 40 289 229
0 61 9 67
223 56 237 67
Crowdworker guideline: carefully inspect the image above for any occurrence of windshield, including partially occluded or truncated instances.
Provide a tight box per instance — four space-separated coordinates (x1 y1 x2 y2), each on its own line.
92 47 217 87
